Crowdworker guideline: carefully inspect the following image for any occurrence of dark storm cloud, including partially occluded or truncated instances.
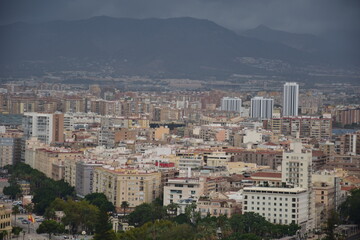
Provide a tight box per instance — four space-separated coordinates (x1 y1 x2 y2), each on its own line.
0 0 359 34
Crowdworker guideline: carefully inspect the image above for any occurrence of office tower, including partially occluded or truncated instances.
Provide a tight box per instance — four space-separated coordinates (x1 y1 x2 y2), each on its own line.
283 82 299 116
221 97 242 113
250 96 274 120
22 112 64 144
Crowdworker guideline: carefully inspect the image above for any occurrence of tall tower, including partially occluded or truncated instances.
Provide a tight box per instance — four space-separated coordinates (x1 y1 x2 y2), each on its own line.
220 97 242 113
283 82 299 116
250 96 274 120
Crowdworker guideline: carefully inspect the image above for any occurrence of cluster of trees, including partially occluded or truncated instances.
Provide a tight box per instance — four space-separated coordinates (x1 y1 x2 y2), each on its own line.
118 200 300 240
4 163 75 215
38 193 117 239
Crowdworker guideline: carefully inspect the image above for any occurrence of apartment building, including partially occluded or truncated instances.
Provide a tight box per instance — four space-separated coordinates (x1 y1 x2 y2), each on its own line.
163 178 202 206
243 187 308 227
34 148 82 179
23 112 64 144
266 115 332 140
75 161 103 197
0 205 11 237
0 132 22 167
92 167 161 209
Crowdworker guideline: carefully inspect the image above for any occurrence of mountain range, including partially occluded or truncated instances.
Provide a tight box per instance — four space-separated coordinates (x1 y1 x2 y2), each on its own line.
0 16 358 78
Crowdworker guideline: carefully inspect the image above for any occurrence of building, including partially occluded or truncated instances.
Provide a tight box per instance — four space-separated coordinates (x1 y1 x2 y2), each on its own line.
221 97 242 113
266 115 332 140
92 167 161 209
281 142 315 231
197 192 239 218
22 112 64 144
163 178 202 206
75 161 103 197
250 97 274 120
243 187 308 227
283 82 299 117
0 132 22 167
34 148 82 179
0 205 11 238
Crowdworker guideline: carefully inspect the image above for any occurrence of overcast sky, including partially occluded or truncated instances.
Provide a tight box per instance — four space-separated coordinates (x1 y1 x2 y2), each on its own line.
0 0 359 34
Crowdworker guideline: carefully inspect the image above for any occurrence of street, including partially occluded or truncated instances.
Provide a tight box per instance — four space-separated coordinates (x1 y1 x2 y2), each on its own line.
12 214 92 240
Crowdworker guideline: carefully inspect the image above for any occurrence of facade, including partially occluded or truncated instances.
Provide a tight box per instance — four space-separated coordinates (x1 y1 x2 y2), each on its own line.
163 178 202 206
281 142 315 231
197 193 238 218
92 167 161 209
266 115 332 140
0 133 22 167
22 112 64 144
0 205 11 238
250 97 274 120
283 82 299 117
220 97 242 113
75 161 103 197
243 187 308 227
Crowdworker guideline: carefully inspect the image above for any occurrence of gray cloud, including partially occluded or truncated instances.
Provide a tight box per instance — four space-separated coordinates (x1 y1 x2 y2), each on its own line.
0 0 359 34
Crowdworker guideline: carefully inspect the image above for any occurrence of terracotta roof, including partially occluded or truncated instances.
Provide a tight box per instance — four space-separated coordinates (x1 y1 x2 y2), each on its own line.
341 186 357 191
251 172 282 179
312 150 325 157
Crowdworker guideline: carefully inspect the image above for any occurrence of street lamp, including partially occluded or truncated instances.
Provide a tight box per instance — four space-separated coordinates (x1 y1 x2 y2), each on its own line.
81 231 86 240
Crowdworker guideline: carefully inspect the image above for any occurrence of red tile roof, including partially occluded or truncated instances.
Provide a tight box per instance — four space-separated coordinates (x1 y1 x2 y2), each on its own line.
251 172 282 179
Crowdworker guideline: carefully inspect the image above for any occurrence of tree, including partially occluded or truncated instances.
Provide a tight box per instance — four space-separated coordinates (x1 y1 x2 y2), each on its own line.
128 203 154 227
12 205 20 226
85 193 115 212
166 202 179 218
340 188 360 224
11 226 22 239
120 201 129 219
23 204 33 214
324 211 340 240
93 211 117 240
3 184 22 200
0 230 8 240
36 220 65 239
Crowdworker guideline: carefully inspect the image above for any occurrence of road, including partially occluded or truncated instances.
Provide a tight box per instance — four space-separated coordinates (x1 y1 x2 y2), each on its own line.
12 214 92 240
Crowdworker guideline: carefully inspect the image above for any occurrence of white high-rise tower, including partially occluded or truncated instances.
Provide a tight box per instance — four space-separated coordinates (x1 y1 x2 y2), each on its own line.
283 82 299 116
220 97 242 113
250 96 274 120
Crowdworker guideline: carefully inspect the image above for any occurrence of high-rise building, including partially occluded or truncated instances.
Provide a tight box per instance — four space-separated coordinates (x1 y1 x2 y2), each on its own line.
283 82 299 116
250 97 274 120
221 97 242 113
281 142 315 231
22 112 64 144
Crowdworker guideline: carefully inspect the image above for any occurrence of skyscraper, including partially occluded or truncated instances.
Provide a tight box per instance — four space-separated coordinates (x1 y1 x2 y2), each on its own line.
250 96 274 120
220 97 242 113
283 82 299 116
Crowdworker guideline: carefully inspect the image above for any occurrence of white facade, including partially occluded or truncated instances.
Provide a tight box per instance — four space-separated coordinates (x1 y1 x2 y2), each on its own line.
283 82 299 116
221 97 242 113
281 142 315 231
23 113 53 144
243 187 308 227
250 97 274 120
163 178 202 206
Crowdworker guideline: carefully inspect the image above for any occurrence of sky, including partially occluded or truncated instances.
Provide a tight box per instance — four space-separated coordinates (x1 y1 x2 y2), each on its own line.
0 0 359 35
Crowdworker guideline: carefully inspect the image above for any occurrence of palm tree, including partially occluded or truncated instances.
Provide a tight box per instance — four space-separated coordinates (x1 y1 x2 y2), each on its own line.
120 201 129 220
12 205 20 227
166 203 179 217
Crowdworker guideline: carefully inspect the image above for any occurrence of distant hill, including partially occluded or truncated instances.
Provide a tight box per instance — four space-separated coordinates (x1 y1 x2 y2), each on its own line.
242 25 360 65
0 16 312 77
242 25 320 52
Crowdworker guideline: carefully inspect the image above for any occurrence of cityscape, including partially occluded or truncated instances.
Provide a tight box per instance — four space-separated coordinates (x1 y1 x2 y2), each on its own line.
0 1 359 240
